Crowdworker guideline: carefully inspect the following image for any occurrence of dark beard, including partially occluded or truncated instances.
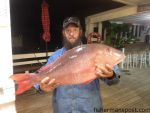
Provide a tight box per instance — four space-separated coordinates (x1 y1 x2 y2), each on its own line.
63 36 82 50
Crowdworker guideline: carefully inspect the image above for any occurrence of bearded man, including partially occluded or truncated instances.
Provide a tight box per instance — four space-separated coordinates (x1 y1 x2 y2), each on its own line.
35 17 120 113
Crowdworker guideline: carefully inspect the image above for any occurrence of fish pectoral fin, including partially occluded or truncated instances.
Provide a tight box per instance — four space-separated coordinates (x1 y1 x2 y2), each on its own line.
79 67 95 74
16 80 33 95
9 73 35 95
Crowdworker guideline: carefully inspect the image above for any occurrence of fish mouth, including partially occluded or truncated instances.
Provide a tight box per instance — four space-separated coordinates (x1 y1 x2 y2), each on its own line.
114 55 126 66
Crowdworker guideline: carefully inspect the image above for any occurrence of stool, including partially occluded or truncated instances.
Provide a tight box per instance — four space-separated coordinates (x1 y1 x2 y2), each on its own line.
132 53 139 68
139 52 147 68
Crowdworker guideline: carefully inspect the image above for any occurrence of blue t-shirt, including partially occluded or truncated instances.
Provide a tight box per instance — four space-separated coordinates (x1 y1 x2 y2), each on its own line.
35 47 120 113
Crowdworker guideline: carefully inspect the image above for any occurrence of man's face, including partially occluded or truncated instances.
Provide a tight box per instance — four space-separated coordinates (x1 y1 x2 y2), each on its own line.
63 24 82 49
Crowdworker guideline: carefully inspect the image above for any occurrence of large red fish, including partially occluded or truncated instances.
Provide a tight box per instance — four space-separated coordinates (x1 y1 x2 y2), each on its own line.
10 44 125 94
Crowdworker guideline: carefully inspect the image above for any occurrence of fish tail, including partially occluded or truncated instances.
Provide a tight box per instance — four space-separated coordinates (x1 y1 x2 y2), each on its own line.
16 80 33 95
9 73 35 95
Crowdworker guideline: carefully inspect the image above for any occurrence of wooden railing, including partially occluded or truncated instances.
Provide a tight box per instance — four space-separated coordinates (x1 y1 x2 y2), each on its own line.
13 52 54 73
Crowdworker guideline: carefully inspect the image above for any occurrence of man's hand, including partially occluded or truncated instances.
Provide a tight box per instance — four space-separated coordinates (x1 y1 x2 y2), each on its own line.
40 77 58 92
95 64 114 78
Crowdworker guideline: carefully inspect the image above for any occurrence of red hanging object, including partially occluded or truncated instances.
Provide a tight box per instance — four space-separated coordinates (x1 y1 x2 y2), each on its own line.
41 0 50 42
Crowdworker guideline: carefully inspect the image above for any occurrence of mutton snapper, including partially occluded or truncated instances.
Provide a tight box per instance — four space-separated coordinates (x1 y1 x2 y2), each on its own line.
10 44 125 94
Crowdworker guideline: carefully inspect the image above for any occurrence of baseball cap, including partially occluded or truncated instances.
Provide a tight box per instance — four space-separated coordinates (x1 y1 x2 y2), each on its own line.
63 17 81 28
